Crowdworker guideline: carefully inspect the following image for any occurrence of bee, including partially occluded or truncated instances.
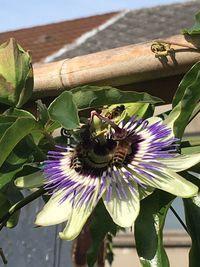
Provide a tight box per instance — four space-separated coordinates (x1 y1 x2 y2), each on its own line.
105 105 125 120
70 125 117 173
69 119 134 173
79 124 94 149
70 154 83 173
112 139 132 167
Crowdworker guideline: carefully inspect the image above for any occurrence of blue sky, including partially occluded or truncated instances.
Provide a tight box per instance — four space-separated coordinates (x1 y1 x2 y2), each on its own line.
0 0 186 32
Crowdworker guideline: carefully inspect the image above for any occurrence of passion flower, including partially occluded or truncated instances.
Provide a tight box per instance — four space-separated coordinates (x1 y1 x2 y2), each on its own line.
35 112 199 240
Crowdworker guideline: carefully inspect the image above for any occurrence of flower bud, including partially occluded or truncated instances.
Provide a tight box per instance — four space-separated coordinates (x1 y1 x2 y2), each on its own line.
0 38 33 107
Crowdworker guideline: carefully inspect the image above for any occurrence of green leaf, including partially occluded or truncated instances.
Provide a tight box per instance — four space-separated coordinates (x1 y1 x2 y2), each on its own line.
5 184 24 228
172 62 200 108
0 38 33 107
135 190 174 267
188 102 200 124
87 202 117 267
183 193 200 267
0 117 37 167
0 184 24 228
0 193 11 218
182 11 200 35
165 61 200 138
72 86 163 110
0 162 24 189
0 192 19 228
6 209 20 228
0 115 17 139
182 172 200 267
48 91 80 129
45 121 61 133
4 107 35 119
0 138 34 189
106 233 114 266
3 108 44 146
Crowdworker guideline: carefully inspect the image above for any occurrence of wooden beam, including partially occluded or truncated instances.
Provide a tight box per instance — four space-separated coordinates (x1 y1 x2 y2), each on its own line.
33 34 200 99
113 231 191 248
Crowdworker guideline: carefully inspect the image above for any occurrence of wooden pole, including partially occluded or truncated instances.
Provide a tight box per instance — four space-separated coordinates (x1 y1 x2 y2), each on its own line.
33 34 200 98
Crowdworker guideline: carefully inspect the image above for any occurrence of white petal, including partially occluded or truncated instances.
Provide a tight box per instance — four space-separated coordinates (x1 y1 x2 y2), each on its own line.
129 166 198 198
35 190 72 226
15 171 44 189
59 203 93 240
139 185 155 200
147 116 163 125
59 178 104 240
160 154 200 172
164 104 179 129
103 179 139 227
147 116 174 139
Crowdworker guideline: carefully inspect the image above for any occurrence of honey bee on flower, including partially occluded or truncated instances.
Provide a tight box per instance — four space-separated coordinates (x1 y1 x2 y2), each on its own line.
35 107 199 240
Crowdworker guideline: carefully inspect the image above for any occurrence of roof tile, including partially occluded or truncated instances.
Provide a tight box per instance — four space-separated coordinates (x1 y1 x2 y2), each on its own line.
0 12 118 63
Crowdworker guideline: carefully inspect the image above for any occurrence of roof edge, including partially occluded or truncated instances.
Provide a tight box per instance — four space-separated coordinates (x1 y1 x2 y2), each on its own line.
43 10 129 63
